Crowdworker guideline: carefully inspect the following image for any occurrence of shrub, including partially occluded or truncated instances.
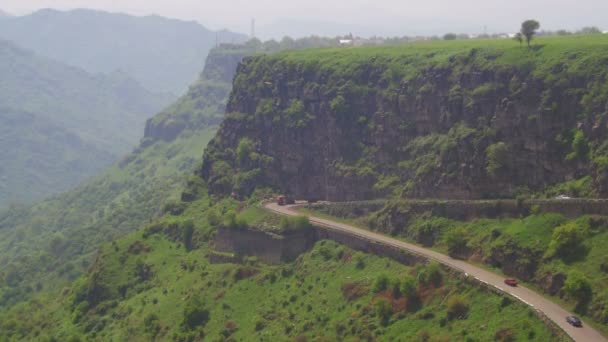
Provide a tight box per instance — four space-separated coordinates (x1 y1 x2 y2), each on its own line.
400 276 417 300
545 222 587 259
182 296 210 330
373 274 390 293
447 295 469 320
279 216 311 232
418 262 443 287
375 299 392 326
562 271 592 312
486 142 509 176
444 228 469 258
236 137 255 166
566 129 589 161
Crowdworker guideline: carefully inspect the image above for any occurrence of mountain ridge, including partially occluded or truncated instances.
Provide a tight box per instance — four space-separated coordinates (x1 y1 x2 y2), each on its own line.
0 8 248 94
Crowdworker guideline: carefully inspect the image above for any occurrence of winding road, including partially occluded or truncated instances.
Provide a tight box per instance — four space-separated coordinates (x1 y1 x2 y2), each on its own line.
265 202 607 342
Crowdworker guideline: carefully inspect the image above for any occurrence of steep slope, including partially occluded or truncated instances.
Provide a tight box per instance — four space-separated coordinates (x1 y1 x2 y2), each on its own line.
0 39 173 154
144 46 250 142
201 35 608 201
0 9 247 94
0 221 558 341
0 107 114 205
0 39 173 206
0 46 239 311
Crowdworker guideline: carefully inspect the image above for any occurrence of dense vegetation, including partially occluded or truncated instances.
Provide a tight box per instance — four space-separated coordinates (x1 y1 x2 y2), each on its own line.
0 107 113 206
0 192 558 341
201 34 608 201
0 9 247 94
0 44 235 310
0 39 173 206
307 201 608 334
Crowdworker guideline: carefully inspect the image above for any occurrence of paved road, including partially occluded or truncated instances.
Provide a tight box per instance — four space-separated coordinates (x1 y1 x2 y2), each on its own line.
265 202 607 342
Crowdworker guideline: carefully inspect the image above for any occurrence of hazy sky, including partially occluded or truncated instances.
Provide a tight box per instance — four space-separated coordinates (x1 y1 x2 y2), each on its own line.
3 0 607 38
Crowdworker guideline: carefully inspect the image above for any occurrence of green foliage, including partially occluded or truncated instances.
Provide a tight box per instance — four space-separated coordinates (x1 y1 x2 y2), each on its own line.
417 262 443 287
236 138 255 166
373 274 390 293
283 100 314 128
375 298 393 326
563 271 593 311
447 295 469 320
521 20 541 47
182 296 210 331
545 222 588 259
400 276 417 300
486 142 509 176
566 129 590 161
278 216 311 232
443 33 457 41
0 39 173 207
444 228 469 258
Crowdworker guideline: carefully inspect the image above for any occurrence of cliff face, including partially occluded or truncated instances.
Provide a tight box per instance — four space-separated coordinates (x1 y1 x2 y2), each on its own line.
201 42 608 200
143 47 250 142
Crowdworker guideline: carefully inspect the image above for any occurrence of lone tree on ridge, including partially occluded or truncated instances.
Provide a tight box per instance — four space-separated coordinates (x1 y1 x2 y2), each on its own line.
520 20 540 47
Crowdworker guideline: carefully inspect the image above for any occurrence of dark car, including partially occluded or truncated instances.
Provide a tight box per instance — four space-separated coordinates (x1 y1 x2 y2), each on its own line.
504 278 518 287
566 316 582 327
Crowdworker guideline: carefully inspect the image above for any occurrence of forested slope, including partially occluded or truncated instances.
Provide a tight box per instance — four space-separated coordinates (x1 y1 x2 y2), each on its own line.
0 39 173 206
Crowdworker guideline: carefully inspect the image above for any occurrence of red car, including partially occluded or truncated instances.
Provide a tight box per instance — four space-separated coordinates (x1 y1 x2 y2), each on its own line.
504 278 518 287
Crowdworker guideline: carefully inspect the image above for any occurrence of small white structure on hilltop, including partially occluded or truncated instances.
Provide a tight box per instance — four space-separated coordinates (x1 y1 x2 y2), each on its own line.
339 39 353 45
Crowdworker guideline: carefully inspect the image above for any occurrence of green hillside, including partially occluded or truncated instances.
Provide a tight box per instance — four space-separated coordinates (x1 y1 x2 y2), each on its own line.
0 39 175 206
0 9 247 94
0 44 241 312
0 193 558 341
0 107 114 205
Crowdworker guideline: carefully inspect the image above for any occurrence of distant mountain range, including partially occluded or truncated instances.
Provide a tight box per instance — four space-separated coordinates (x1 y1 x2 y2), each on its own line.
0 39 173 206
0 9 248 95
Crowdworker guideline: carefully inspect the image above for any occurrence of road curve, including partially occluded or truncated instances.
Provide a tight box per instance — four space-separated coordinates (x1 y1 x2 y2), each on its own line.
265 202 607 342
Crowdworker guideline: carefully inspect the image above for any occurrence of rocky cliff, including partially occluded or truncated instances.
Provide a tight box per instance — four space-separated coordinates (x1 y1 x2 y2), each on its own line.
143 46 250 142
201 39 608 200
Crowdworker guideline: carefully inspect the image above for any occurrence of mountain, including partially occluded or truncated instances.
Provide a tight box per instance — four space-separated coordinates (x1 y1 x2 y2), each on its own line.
0 39 174 206
0 107 114 205
0 9 248 94
0 10 11 17
0 45 238 310
0 37 343 311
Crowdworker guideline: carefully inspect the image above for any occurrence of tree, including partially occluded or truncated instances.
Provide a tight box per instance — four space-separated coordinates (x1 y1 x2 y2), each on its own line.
486 142 509 176
513 32 523 47
182 296 210 330
562 271 592 312
546 222 587 259
520 20 540 47
373 274 390 293
400 276 417 300
444 228 469 258
579 26 602 35
443 33 457 41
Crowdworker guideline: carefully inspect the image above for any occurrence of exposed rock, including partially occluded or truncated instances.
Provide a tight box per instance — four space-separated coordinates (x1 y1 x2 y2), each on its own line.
200 48 608 200
538 272 566 296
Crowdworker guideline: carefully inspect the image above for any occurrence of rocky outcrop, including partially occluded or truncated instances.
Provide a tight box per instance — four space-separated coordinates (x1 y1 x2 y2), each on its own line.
200 46 608 200
143 46 250 142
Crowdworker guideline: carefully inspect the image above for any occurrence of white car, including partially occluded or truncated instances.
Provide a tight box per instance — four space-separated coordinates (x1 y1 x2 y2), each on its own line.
555 195 572 200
